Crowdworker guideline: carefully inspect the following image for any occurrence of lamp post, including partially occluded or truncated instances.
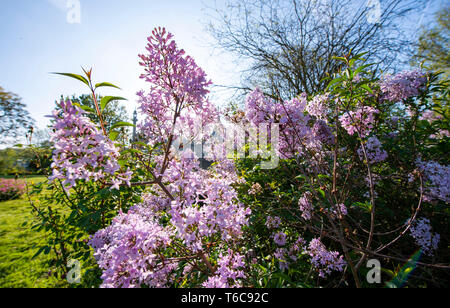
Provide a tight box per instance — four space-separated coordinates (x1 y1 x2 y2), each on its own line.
132 109 137 143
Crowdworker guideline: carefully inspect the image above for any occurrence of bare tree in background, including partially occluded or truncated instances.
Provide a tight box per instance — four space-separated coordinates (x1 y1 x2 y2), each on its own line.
207 0 430 100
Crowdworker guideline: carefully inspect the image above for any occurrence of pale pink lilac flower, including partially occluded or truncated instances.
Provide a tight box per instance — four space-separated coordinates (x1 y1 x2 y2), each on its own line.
245 89 312 158
339 106 379 137
306 94 329 119
89 29 251 288
379 70 427 102
298 193 313 221
48 99 131 190
202 250 246 288
248 183 263 195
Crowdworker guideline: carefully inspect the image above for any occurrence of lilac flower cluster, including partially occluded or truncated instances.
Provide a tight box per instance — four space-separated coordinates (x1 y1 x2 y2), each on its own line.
137 28 218 147
298 193 313 221
266 216 282 229
89 152 250 287
416 160 450 203
273 232 287 246
202 250 246 288
305 238 346 278
339 106 379 137
272 236 345 277
48 99 131 190
419 111 450 139
89 29 251 288
379 70 427 102
168 170 251 252
274 248 290 271
333 203 348 218
420 110 443 123
358 136 388 164
312 120 335 146
408 218 440 256
245 89 312 158
306 94 329 119
138 27 212 112
248 183 263 195
88 205 174 288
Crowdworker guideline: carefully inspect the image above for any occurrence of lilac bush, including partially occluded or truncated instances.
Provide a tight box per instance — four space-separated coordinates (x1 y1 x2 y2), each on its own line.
34 29 449 288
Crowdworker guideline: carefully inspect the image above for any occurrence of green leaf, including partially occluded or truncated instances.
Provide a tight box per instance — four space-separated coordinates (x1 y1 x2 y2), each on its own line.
332 56 347 63
295 174 307 181
354 63 374 76
100 96 127 111
385 282 398 288
73 103 95 113
354 52 368 60
326 77 343 90
95 82 121 90
109 130 120 141
352 201 372 213
317 188 326 198
318 174 331 180
110 121 135 130
360 84 374 95
52 73 89 86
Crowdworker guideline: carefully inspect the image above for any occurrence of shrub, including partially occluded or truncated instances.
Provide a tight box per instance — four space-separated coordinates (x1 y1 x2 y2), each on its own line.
29 28 449 288
0 179 26 201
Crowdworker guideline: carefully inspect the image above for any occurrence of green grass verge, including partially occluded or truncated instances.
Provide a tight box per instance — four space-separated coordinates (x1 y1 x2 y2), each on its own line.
0 176 67 288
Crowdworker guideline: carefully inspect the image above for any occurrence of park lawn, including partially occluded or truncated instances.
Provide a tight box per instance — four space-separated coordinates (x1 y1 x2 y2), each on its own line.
0 176 67 288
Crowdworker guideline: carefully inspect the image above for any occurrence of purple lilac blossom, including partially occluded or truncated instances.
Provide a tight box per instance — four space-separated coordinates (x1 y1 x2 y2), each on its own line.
379 70 427 102
48 99 131 190
298 193 313 221
305 238 346 278
357 136 388 164
273 232 287 246
416 159 450 203
408 218 440 256
339 106 379 137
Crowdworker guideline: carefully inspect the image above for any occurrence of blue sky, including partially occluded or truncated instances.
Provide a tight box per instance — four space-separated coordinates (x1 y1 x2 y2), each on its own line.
0 0 238 133
0 0 447 135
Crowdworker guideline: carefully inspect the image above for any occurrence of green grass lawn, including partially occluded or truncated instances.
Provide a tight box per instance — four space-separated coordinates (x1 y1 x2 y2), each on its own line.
0 176 66 288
